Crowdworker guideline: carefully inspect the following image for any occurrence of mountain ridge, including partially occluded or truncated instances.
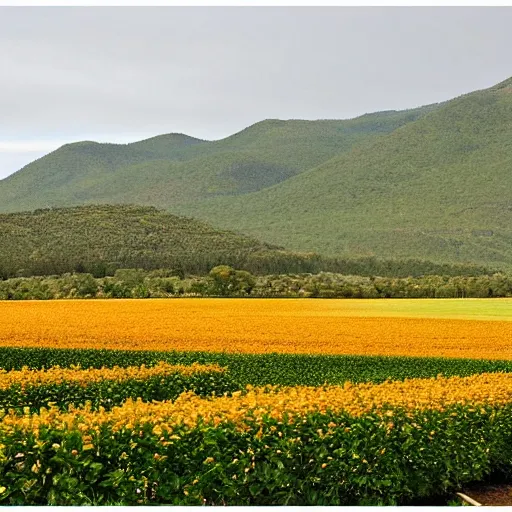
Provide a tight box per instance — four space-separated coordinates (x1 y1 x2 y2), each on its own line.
1 75 511 268
178 75 512 266
0 102 437 212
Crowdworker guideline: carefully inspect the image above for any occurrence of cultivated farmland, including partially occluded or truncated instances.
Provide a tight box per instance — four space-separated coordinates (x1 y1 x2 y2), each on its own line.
2 298 512 505
1 298 512 359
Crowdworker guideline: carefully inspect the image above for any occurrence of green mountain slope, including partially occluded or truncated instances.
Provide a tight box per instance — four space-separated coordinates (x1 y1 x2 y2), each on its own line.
0 133 203 210
0 204 286 278
173 77 512 268
0 205 494 280
1 77 511 268
0 107 436 211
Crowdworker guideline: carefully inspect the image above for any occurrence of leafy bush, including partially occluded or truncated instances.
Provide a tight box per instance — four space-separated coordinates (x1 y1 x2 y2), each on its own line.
2 269 511 300
1 404 511 505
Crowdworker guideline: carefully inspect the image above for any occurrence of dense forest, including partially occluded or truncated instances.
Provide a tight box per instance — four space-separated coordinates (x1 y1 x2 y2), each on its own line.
0 205 491 281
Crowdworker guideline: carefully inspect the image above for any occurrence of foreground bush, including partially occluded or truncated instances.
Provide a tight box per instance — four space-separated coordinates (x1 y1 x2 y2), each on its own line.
2 373 512 505
0 404 511 505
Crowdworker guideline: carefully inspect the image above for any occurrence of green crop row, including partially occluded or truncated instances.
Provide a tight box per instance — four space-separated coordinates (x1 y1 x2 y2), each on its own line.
1 404 511 505
0 371 237 413
2 347 512 386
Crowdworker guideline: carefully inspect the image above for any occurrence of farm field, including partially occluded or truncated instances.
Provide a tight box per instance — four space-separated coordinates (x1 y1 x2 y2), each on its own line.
1 298 512 359
2 351 512 506
2 298 512 505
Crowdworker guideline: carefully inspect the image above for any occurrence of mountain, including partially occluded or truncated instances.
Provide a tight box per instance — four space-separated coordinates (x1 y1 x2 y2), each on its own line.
187 76 512 268
0 107 436 212
1 77 511 268
0 133 203 210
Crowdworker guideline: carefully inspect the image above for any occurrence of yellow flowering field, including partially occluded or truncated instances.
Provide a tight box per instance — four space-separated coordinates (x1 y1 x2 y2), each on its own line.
3 371 512 506
1 298 512 359
2 298 512 506
2 371 511 434
0 362 223 391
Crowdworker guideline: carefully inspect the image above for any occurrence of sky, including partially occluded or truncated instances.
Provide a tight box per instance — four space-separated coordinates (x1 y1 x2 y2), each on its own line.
1 6 512 179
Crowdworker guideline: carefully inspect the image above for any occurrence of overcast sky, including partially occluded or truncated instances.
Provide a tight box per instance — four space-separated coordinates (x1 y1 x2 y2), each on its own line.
1 6 511 179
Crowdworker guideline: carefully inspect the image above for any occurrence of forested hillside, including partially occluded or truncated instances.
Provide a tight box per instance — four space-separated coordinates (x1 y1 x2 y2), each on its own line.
1 77 512 268
178 77 512 268
0 205 282 278
0 106 436 212
0 205 491 279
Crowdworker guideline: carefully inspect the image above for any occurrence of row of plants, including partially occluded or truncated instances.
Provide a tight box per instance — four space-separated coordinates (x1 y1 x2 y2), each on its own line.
1 374 512 505
0 362 236 413
2 267 511 300
0 362 224 389
2 347 512 387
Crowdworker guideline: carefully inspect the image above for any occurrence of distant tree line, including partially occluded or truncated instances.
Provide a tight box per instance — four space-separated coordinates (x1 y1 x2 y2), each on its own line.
1 267 511 300
0 250 494 281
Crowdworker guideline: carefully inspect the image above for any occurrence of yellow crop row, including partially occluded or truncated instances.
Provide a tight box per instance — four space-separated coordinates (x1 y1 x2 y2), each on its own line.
1 299 512 359
2 372 512 436
0 362 223 390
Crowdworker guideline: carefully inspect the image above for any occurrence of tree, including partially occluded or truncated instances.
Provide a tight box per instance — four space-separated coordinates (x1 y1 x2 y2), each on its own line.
208 266 256 296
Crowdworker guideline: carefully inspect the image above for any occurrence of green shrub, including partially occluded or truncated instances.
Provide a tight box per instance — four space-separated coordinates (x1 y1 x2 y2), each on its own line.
1 404 511 505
